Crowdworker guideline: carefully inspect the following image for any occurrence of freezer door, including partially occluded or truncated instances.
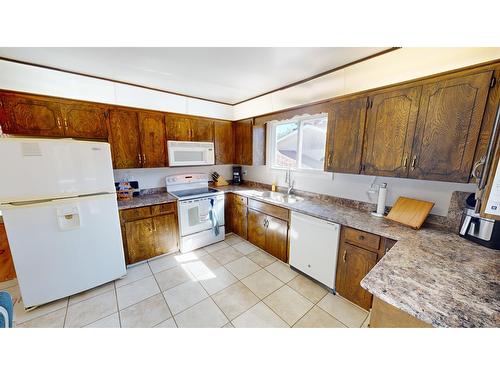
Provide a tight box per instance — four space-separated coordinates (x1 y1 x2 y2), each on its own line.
1 193 126 307
0 138 115 203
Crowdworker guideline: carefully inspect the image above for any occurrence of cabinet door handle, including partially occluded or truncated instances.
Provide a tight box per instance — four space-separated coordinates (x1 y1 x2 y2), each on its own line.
328 153 333 167
343 251 347 263
64 117 68 129
411 156 417 170
403 155 408 168
143 154 146 165
152 220 156 232
57 117 62 129
138 154 142 165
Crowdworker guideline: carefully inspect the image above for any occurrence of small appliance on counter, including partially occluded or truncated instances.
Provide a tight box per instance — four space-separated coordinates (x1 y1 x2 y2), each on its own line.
459 193 500 250
233 166 243 185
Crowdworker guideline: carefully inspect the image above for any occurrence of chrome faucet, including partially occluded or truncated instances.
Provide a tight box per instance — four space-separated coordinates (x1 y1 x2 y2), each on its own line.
285 168 295 195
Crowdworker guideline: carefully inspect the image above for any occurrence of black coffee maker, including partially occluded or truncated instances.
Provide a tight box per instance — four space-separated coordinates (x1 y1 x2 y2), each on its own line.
232 166 242 185
459 193 500 250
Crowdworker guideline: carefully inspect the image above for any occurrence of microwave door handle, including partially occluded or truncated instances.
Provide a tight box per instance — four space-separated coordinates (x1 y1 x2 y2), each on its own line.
460 215 472 236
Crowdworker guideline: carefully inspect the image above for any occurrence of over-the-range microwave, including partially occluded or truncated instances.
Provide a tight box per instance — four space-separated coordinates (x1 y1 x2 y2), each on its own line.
167 141 215 167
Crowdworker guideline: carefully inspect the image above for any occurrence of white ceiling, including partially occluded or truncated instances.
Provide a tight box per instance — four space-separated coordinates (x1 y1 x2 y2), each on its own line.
0 47 390 104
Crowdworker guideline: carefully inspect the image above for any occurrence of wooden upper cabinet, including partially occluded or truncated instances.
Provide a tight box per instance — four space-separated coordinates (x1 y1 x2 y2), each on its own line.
62 103 108 139
234 118 255 165
138 112 167 168
109 109 141 169
166 114 214 142
166 114 192 141
325 97 368 173
408 71 494 182
362 86 422 177
191 117 214 141
0 94 64 136
214 120 234 164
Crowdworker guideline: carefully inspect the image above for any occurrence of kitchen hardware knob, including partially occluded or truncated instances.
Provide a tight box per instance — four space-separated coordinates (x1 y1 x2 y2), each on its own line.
411 156 417 170
358 235 365 240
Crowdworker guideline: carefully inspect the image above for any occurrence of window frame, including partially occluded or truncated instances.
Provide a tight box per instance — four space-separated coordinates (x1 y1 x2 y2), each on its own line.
269 112 328 173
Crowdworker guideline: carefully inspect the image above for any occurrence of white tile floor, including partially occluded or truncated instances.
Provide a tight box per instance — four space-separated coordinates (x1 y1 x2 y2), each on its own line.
1 234 370 328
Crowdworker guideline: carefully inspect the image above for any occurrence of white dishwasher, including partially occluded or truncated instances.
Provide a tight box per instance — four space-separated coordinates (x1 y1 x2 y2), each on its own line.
289 212 340 290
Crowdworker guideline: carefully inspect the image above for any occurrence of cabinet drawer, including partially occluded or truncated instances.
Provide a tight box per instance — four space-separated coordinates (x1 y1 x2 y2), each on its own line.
233 194 247 206
344 227 380 251
120 206 152 222
151 202 176 216
248 199 289 221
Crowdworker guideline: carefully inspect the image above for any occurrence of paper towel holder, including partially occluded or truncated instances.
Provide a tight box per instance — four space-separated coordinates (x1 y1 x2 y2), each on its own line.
371 182 387 218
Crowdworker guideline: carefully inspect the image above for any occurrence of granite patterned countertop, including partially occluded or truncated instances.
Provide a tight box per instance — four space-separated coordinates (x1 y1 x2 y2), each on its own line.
117 192 177 210
216 184 500 327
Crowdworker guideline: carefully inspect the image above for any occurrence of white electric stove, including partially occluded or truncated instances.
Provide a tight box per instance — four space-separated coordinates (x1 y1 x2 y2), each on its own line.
166 173 225 252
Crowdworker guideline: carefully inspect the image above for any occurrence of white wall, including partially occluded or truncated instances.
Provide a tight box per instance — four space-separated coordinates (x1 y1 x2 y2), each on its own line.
233 47 500 119
113 165 234 190
0 59 233 120
243 165 475 216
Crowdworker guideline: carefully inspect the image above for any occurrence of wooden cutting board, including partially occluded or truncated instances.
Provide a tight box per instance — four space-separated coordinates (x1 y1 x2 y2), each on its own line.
386 196 434 229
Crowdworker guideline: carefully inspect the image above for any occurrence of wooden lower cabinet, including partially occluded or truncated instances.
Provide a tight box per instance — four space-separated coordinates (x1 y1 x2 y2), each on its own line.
124 218 156 264
247 209 266 249
336 242 377 310
232 200 248 239
0 223 16 282
247 204 289 263
120 203 179 264
336 227 396 310
265 216 288 262
370 297 432 328
153 213 179 255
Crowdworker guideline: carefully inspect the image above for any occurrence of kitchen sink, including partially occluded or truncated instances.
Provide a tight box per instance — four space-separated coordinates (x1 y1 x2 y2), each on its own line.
251 191 304 204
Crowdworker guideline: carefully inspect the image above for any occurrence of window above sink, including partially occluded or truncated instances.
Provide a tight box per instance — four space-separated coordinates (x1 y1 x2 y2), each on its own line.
269 113 328 172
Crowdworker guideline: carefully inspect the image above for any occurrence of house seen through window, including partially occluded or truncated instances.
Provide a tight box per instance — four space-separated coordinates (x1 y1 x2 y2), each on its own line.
271 113 328 170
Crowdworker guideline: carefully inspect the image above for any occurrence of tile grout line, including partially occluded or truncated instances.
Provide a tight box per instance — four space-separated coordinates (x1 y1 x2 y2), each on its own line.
113 280 122 328
148 260 178 328
62 298 70 328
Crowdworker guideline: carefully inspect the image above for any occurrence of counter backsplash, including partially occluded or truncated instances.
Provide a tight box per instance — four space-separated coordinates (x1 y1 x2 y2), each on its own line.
133 179 469 233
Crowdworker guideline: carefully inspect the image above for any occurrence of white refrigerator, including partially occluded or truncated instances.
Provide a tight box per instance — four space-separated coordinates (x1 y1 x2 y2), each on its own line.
0 137 126 308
